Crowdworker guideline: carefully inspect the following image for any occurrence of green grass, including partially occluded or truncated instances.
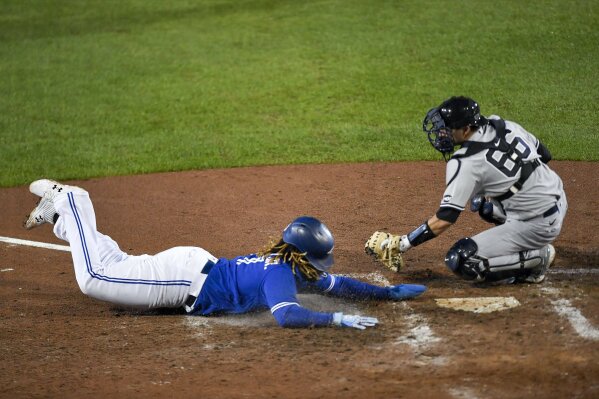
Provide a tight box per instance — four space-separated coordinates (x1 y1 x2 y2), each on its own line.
1 0 597 186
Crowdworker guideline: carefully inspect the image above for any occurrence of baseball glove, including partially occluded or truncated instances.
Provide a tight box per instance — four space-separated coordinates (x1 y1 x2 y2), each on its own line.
364 231 405 272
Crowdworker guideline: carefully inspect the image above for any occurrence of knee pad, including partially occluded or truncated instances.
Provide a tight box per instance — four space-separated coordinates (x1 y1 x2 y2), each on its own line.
445 238 484 281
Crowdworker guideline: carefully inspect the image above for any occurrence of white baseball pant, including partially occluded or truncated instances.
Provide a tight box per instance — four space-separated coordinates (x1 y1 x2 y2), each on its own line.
52 189 216 309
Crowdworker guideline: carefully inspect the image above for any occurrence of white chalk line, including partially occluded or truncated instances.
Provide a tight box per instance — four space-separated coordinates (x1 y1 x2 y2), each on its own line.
343 271 393 286
395 307 442 348
346 273 443 361
541 287 599 340
0 236 71 252
391 301 448 368
449 387 481 399
549 268 599 275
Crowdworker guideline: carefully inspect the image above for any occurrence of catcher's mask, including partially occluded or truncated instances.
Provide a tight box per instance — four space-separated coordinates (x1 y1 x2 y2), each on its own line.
282 216 334 272
423 96 486 160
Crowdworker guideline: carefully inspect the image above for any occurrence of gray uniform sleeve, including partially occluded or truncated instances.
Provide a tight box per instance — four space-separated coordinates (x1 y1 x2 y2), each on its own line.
436 157 479 223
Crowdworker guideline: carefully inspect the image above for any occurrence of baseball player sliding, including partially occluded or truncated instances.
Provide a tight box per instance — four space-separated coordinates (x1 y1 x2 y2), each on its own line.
24 179 426 329
366 96 567 284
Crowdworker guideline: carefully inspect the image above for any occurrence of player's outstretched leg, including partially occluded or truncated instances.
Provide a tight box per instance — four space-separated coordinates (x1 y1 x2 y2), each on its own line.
25 180 127 297
51 186 134 298
48 181 210 309
26 179 214 310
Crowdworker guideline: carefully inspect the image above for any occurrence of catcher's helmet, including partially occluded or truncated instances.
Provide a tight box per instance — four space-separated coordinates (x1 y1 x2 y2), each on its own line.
282 216 334 272
422 96 486 159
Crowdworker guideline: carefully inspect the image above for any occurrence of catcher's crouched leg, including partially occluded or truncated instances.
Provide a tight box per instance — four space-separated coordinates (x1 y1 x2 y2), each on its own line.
445 238 547 283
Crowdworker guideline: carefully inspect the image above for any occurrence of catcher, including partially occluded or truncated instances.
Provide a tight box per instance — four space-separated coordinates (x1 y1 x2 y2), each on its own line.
366 96 567 284
24 179 426 330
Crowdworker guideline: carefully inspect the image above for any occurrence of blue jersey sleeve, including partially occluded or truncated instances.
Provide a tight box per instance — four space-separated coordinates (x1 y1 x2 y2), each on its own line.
263 266 333 328
311 273 392 300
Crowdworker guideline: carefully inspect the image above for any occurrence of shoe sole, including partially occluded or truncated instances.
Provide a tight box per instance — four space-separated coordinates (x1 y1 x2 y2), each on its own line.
24 189 60 230
24 214 44 229
24 200 48 229
547 244 556 267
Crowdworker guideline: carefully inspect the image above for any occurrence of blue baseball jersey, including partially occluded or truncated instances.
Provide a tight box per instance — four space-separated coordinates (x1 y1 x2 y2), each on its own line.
193 253 392 327
194 254 327 315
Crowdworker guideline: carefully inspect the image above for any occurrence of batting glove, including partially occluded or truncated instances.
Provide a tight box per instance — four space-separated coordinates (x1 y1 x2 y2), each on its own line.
387 284 427 300
332 312 379 330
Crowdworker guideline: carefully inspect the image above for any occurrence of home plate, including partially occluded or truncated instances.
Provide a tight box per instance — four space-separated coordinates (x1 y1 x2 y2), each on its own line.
435 297 521 313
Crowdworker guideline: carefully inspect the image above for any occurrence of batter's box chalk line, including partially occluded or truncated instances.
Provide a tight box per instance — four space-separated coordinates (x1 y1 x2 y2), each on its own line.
392 301 443 363
343 271 391 286
0 236 71 252
548 268 599 275
541 286 599 341
348 272 444 361
449 386 482 399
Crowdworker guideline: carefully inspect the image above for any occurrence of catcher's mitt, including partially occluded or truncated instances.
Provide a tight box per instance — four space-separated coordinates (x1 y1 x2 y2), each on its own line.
364 231 405 272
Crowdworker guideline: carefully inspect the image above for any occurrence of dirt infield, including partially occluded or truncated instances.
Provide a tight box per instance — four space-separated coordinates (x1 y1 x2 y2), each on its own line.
1 161 598 399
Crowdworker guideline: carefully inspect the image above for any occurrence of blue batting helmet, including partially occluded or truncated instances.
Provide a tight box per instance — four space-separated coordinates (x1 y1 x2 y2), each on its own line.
282 216 335 272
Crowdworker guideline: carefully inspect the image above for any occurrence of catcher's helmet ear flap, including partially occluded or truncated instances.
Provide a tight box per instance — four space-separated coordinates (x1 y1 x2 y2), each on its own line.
282 216 335 272
422 96 486 160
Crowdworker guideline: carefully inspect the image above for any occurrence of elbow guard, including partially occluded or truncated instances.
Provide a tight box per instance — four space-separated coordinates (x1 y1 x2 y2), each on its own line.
436 207 461 223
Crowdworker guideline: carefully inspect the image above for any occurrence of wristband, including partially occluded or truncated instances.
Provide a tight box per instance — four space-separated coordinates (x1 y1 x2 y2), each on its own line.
407 221 436 247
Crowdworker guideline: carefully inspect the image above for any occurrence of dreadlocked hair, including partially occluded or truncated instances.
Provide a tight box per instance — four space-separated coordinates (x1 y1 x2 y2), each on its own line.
257 238 322 281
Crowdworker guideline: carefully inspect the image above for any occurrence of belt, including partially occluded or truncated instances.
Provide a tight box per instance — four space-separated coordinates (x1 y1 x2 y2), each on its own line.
184 295 197 309
542 204 559 218
521 201 560 222
184 259 215 309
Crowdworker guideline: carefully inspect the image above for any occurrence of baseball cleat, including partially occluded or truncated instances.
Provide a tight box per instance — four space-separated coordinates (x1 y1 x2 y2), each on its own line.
523 244 555 284
29 179 82 197
24 191 58 229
